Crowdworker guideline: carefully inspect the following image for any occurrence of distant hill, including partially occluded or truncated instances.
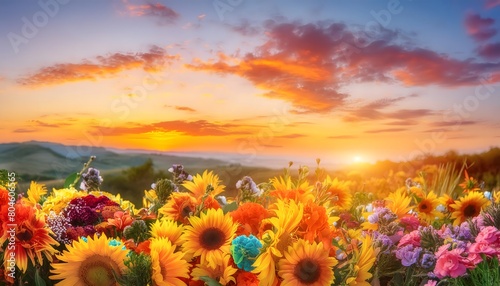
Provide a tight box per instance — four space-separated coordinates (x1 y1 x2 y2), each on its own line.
0 141 231 183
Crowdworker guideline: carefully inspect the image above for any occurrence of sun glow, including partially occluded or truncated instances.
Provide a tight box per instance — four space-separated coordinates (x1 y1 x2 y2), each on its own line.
353 155 364 163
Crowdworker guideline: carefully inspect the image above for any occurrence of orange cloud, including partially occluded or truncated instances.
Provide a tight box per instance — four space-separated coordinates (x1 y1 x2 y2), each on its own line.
93 120 253 137
19 46 177 86
189 21 500 113
165 105 197 112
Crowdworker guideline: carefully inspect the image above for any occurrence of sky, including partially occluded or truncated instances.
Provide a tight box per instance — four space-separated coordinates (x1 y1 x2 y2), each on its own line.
1 0 500 168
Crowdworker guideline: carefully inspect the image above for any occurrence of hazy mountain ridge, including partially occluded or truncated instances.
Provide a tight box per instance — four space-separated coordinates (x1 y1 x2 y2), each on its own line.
0 141 231 181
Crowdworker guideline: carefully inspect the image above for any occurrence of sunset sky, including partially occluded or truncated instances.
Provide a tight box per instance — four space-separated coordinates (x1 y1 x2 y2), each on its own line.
1 0 500 167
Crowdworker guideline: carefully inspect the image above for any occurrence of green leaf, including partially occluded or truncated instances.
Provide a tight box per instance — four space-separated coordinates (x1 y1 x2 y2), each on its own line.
63 172 78 188
199 276 222 286
35 268 47 286
222 201 238 214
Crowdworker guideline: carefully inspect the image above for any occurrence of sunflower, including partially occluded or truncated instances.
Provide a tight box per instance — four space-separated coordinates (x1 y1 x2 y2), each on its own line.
416 191 442 223
150 218 184 246
150 237 190 286
278 239 338 286
346 235 376 286
159 192 197 224
450 191 491 226
440 194 456 213
50 233 129 285
24 181 47 206
1 202 59 273
191 253 237 285
270 176 314 204
323 176 352 210
252 199 304 286
181 208 237 269
386 189 412 218
458 170 481 193
182 170 225 198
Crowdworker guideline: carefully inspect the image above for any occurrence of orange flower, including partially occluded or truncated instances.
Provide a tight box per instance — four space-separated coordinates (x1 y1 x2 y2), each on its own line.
231 202 270 236
159 192 197 224
236 270 260 286
108 211 134 232
297 201 335 250
1 201 59 273
200 195 221 210
459 170 481 193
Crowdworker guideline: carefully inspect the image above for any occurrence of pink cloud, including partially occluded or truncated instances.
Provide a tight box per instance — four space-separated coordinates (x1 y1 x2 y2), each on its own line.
464 13 497 41
188 21 500 114
485 0 500 9
123 1 179 25
478 42 500 59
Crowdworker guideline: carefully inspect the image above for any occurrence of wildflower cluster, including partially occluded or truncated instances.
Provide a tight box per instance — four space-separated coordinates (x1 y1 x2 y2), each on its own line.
0 163 499 286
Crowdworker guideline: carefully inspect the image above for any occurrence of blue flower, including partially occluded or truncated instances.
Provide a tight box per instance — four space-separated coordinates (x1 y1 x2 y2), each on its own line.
231 235 262 271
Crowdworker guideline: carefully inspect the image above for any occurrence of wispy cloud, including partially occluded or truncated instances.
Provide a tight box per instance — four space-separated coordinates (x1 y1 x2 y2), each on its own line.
464 13 497 42
188 21 500 114
343 95 434 122
13 128 36 133
93 120 252 137
365 128 406 134
122 1 179 25
328 135 357 139
165 105 197 112
277 133 306 139
18 46 177 86
431 120 478 127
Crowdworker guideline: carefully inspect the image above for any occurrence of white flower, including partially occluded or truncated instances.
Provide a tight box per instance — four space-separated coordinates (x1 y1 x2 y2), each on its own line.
365 203 373 213
217 195 227 205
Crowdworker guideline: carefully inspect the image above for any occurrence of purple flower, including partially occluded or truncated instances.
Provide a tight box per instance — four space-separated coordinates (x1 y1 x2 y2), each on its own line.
420 252 436 269
396 244 422 267
80 168 103 191
168 164 192 184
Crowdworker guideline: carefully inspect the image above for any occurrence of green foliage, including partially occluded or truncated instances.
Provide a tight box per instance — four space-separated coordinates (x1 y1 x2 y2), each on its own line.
199 276 223 286
119 252 152 286
102 158 167 206
447 257 500 286
150 178 176 214
483 202 500 229
0 169 8 185
222 201 238 213
123 220 150 243
63 172 78 188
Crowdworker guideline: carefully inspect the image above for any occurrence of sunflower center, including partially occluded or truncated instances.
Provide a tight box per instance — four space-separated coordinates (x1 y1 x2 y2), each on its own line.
420 203 428 210
463 204 477 217
16 228 33 242
294 258 321 284
200 227 225 250
79 255 120 286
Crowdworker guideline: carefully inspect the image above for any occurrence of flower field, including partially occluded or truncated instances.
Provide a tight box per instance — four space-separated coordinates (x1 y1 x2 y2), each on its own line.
1 160 500 286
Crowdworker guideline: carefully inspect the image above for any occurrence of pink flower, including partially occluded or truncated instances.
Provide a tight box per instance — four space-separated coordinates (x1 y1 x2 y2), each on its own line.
434 247 468 279
468 241 497 265
400 215 420 231
398 230 421 247
424 280 437 286
475 226 500 244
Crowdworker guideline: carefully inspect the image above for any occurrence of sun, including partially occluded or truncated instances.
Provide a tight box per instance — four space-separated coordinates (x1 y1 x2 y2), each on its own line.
353 155 363 163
